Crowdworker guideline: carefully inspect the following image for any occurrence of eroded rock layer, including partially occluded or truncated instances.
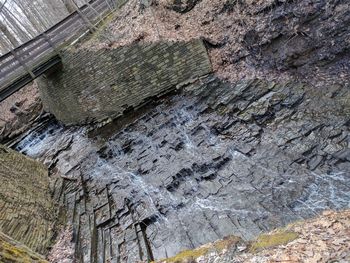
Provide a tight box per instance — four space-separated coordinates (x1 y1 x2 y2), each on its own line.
16 77 350 262
0 144 56 255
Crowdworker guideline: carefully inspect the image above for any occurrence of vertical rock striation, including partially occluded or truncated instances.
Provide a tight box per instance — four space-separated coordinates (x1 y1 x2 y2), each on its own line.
16 76 350 262
0 144 56 255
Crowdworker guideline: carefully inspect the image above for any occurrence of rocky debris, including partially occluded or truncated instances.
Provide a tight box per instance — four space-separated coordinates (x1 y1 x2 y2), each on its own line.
47 226 74 263
80 0 350 86
16 76 350 262
0 144 57 255
0 81 43 144
156 210 350 263
0 231 48 263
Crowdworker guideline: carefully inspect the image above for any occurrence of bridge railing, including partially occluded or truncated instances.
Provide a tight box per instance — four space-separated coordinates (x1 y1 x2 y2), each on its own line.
0 0 120 95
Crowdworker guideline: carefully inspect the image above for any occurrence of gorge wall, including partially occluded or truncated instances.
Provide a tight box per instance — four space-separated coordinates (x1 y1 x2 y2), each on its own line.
38 39 212 125
0 144 56 255
2 0 349 262
16 76 350 262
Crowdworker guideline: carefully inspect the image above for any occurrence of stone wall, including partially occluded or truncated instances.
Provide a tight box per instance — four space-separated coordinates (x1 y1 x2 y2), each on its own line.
38 39 212 124
0 144 56 255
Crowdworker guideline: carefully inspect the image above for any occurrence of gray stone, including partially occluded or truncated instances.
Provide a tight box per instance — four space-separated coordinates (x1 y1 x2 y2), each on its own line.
16 76 350 262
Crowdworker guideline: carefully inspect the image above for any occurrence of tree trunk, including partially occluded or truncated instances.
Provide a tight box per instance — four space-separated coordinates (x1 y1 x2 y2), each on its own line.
0 21 19 48
63 0 77 13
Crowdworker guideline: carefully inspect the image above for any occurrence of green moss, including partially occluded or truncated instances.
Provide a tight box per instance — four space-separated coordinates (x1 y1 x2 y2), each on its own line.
249 231 299 253
0 144 56 254
158 236 241 263
216 105 230 116
156 230 298 262
0 234 48 262
213 236 241 251
161 247 209 263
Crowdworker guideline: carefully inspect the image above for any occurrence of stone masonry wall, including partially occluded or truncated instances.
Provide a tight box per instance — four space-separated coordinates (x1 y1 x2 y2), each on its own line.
0 144 56 255
38 39 212 124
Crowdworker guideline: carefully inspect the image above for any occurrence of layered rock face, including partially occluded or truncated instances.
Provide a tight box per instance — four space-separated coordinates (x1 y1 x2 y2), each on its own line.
16 76 350 262
0 144 56 255
80 0 350 86
1 1 348 262
243 0 350 73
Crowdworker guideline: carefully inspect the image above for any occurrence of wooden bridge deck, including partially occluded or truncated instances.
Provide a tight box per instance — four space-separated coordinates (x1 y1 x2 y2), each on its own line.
0 0 120 102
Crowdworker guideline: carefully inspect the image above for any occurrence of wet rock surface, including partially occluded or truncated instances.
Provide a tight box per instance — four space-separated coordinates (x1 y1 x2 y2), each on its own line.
15 77 350 262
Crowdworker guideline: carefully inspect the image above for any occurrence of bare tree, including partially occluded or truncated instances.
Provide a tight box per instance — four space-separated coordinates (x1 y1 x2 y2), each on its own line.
0 0 108 55
0 20 20 48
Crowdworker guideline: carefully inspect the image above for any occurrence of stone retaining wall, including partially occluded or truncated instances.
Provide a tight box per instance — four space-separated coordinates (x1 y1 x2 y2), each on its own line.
38 39 212 124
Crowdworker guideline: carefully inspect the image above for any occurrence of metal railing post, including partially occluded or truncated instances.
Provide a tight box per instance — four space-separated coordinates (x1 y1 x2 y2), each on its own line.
73 0 98 32
42 33 60 55
9 49 35 79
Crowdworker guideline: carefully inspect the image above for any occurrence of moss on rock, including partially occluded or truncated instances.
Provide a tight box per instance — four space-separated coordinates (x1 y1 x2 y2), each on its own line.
159 236 241 262
249 231 299 253
0 231 48 262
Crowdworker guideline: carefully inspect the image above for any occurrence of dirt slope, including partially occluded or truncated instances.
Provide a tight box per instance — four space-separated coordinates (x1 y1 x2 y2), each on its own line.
81 0 349 87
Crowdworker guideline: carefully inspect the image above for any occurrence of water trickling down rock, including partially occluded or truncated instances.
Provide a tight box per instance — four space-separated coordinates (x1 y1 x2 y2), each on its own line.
16 77 350 262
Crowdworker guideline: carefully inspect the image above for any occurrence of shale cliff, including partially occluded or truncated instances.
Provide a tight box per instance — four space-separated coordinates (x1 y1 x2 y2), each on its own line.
0 0 349 262
17 75 350 262
0 144 56 256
